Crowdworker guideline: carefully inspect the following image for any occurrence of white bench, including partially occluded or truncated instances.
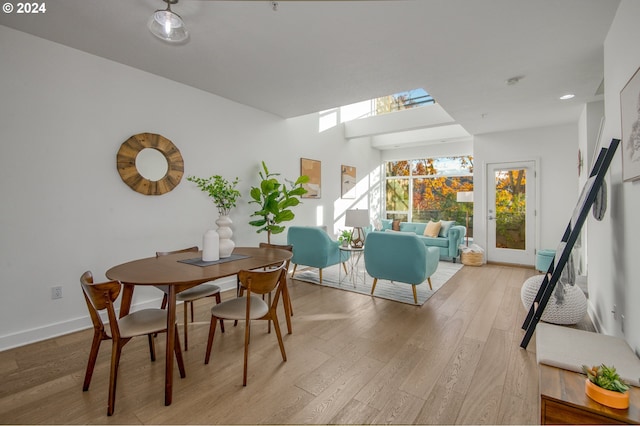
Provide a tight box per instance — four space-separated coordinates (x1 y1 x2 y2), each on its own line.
536 322 640 387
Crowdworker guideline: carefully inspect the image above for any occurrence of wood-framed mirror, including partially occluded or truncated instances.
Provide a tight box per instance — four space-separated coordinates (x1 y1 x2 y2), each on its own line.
117 133 184 195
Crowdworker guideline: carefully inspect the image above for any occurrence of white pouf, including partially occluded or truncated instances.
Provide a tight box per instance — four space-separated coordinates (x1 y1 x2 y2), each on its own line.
520 275 587 325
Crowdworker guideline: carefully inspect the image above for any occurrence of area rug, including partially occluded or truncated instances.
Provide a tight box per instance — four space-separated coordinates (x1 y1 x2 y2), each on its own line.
292 261 463 306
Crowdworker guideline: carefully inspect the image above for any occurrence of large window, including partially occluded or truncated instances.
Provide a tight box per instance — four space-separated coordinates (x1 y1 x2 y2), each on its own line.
385 156 473 235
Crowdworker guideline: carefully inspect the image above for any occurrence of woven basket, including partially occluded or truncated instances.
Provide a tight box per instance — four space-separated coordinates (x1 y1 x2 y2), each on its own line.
461 251 483 266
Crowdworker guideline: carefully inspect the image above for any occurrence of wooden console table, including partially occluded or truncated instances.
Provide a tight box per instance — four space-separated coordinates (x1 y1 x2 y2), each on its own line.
540 364 640 424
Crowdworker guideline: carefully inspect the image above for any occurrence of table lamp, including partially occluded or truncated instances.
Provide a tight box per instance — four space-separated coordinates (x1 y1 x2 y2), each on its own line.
345 209 369 248
456 191 473 246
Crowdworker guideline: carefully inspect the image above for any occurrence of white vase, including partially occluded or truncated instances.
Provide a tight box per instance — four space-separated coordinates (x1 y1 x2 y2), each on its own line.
216 215 235 258
202 229 220 262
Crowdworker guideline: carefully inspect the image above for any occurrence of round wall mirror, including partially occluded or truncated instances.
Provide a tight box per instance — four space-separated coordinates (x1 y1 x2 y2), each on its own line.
136 147 169 181
117 133 184 195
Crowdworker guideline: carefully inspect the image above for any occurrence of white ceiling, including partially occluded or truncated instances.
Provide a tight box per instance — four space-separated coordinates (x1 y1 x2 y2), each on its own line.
0 0 620 145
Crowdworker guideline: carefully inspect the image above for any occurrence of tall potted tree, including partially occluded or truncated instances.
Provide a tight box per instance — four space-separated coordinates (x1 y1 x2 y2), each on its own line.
249 161 308 243
187 175 241 257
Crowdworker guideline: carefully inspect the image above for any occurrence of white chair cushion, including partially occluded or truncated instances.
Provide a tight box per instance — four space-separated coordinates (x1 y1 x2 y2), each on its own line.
106 308 169 338
176 283 221 302
210 295 269 321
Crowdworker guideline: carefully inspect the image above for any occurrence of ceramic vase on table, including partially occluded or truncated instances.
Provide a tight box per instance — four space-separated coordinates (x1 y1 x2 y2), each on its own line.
216 215 235 258
202 229 220 261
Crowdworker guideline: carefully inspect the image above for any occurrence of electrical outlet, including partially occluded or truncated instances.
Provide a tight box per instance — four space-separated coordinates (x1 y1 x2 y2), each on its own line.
51 286 63 299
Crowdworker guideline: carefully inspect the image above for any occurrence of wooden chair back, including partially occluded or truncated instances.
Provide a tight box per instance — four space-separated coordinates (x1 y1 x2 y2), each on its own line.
80 271 123 337
80 271 105 333
258 242 295 327
80 271 121 312
156 246 198 258
238 261 286 298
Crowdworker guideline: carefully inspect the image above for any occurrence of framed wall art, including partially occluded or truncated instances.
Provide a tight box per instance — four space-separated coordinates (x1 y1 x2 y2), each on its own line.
341 165 356 198
300 158 321 198
621 66 640 182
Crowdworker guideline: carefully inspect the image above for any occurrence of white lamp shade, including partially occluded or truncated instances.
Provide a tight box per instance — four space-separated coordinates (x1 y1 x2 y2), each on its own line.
345 209 370 227
457 191 474 203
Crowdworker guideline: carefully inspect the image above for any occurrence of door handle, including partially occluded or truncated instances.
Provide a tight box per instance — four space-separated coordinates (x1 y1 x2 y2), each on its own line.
488 216 496 220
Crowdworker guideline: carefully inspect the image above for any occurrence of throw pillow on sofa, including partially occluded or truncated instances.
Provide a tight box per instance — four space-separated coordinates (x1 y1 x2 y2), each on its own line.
380 219 393 230
392 219 401 231
438 220 455 237
423 220 441 237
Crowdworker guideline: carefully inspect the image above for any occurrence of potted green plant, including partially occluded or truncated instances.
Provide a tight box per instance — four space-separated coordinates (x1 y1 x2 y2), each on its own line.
582 364 630 409
187 175 241 258
187 175 241 216
249 161 308 243
338 229 351 247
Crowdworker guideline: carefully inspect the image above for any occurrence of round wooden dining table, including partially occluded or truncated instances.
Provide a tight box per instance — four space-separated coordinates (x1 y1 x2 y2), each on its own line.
105 246 293 406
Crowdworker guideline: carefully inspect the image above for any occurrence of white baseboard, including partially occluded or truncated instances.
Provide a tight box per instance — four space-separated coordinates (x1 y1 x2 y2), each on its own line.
0 277 237 352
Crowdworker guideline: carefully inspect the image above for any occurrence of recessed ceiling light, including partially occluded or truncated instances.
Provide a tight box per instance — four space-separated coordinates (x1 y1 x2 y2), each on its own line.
560 94 575 100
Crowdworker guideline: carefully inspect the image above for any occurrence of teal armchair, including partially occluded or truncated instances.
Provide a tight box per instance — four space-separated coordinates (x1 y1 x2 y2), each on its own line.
364 231 440 304
287 226 349 283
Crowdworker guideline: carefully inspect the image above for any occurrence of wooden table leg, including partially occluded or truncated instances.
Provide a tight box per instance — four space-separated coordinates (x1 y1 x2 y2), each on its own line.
120 284 134 318
281 274 292 334
165 286 176 406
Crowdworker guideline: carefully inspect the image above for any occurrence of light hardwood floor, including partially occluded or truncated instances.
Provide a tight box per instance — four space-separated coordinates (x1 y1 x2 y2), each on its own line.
0 264 591 424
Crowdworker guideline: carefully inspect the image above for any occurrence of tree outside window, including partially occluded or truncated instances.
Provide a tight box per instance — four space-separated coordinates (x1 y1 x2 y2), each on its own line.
385 178 409 221
494 169 526 249
385 156 474 236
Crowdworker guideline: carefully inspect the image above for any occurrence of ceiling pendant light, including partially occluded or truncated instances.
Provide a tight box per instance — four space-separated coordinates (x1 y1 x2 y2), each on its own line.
148 0 188 43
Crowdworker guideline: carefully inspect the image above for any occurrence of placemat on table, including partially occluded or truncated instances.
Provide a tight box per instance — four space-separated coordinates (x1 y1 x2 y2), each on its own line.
178 254 250 267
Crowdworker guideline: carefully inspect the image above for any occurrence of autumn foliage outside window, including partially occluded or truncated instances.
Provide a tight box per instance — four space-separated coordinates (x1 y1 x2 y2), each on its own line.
494 169 527 249
385 156 474 236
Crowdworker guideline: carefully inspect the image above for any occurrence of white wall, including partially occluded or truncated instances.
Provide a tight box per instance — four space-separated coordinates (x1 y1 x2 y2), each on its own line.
380 140 473 162
578 101 605 191
574 101 605 275
589 0 640 355
473 124 578 256
0 26 380 350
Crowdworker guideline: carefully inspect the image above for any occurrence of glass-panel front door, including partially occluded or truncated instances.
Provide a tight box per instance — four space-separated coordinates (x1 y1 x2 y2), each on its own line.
487 161 536 265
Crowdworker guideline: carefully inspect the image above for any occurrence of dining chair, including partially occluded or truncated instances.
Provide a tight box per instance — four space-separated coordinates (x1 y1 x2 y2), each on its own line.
80 271 185 416
258 242 294 319
238 243 294 333
157 246 224 350
204 261 287 386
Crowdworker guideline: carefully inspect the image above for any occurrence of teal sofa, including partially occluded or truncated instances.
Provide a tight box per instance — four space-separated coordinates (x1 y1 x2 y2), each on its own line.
287 226 349 283
364 231 440 304
380 219 466 262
